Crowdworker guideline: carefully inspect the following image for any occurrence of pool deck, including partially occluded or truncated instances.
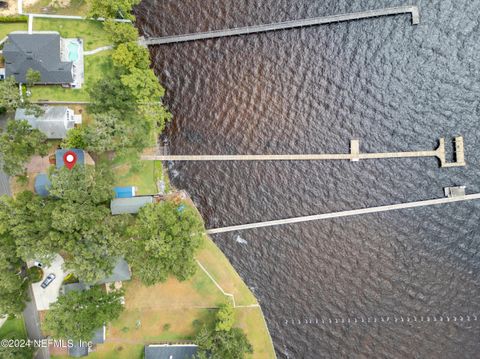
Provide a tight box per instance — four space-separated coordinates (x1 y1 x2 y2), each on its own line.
61 38 84 89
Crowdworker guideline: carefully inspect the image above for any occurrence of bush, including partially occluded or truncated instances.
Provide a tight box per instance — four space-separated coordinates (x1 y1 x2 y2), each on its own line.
27 267 44 283
0 16 28 23
162 323 171 332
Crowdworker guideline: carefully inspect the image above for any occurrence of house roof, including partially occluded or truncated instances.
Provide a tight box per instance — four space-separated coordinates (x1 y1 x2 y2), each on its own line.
144 344 198 359
55 149 85 169
62 282 89 295
68 326 105 358
110 196 153 215
3 31 73 84
96 258 131 285
34 173 51 197
15 106 74 139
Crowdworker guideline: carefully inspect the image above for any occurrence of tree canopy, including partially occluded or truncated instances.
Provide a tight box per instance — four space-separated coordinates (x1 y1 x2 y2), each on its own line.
0 76 22 112
127 201 205 285
87 0 140 20
104 19 139 45
26 68 41 86
44 286 124 341
196 302 253 359
112 42 150 72
48 165 124 283
0 196 28 315
0 119 49 177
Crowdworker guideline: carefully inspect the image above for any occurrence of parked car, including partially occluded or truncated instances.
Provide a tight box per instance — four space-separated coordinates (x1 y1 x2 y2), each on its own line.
33 261 43 268
40 273 56 289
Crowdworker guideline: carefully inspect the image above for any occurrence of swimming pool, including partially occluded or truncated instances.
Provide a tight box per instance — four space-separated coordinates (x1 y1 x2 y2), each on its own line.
67 41 80 62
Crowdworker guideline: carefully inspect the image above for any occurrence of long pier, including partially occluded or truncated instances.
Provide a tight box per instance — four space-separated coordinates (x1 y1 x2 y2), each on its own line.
206 192 480 234
141 137 466 168
141 5 419 46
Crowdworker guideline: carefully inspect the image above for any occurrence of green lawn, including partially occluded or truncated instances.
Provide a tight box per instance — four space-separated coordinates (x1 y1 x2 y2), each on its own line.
108 153 162 195
0 316 27 340
30 50 114 102
33 18 110 51
0 22 28 40
25 0 90 16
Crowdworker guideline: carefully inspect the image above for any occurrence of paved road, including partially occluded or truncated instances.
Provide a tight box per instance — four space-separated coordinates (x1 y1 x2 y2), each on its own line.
24 286 49 359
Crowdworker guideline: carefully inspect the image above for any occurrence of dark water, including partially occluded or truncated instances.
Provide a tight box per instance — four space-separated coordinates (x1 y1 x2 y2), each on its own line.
135 0 480 357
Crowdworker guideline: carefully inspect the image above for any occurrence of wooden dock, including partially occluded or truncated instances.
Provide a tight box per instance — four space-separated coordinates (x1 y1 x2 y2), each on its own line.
141 5 419 46
141 137 466 168
206 191 480 234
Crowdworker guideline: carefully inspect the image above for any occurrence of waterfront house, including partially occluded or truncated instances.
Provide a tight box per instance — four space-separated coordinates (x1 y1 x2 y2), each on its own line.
3 31 74 85
144 344 198 359
15 106 82 139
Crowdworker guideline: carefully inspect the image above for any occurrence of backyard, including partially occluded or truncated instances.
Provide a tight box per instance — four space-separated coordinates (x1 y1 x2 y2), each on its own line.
30 50 114 102
0 21 28 39
25 0 89 16
33 18 110 51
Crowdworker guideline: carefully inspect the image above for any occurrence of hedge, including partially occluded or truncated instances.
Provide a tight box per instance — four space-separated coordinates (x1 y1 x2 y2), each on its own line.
0 15 28 23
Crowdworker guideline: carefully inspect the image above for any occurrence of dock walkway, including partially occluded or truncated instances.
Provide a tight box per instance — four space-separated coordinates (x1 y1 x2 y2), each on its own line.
141 137 466 168
141 5 419 46
206 192 480 234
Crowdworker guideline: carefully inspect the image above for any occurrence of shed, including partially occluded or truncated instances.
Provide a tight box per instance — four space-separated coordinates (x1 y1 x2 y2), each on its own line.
114 186 136 198
34 173 51 197
110 196 153 215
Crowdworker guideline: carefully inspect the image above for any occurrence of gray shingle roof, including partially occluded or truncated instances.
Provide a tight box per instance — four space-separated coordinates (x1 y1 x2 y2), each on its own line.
144 344 198 359
96 258 131 285
68 327 105 357
15 106 74 139
3 31 73 84
110 196 154 215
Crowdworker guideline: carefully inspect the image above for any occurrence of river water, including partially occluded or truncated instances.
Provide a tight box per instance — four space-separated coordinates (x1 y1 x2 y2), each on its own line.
135 0 480 357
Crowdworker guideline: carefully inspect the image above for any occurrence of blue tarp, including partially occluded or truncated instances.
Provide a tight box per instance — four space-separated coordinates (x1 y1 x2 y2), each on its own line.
55 149 85 169
114 186 135 198
34 173 51 197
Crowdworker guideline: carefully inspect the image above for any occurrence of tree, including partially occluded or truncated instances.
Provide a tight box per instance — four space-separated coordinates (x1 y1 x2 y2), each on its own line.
44 286 124 341
62 126 87 149
0 76 22 112
48 165 114 205
215 302 235 332
83 111 129 153
103 19 139 44
8 191 56 263
112 42 150 72
0 119 49 176
127 201 205 285
87 0 140 20
26 68 41 87
47 165 124 282
88 75 136 115
0 344 33 359
0 196 28 315
196 303 253 359
121 68 164 104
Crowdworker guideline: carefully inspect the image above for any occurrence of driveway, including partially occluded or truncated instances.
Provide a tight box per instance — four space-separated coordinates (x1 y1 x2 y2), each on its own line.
23 286 49 359
0 117 10 196
31 255 67 311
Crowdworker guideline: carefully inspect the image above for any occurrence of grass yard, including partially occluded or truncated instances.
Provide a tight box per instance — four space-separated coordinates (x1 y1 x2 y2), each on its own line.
0 22 28 39
107 152 162 195
30 50 114 102
76 235 276 359
33 18 110 51
0 316 28 339
25 0 89 16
